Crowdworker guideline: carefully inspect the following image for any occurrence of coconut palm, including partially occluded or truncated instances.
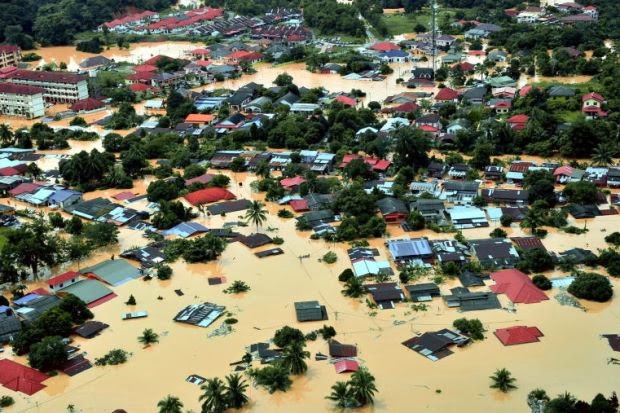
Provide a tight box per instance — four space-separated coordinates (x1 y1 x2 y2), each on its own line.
0 124 14 147
349 367 378 406
244 200 267 232
224 373 249 409
592 141 618 166
489 368 517 393
137 328 159 346
326 381 354 409
527 388 550 412
157 395 183 413
342 276 365 298
521 201 547 234
255 160 271 179
199 377 228 413
281 341 310 375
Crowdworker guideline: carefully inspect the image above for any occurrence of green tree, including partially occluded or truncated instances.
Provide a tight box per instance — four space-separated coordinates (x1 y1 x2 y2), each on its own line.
521 201 548 233
544 392 578 413
224 373 249 409
489 368 517 393
157 395 183 413
342 276 365 298
138 328 159 346
350 367 378 406
326 381 354 409
247 363 292 393
199 378 228 413
273 326 305 348
244 200 267 233
282 341 310 375
563 181 598 204
592 141 618 166
392 127 430 170
28 336 68 371
567 272 613 302
524 170 557 206
58 294 93 324
64 236 93 270
121 145 147 177
83 222 118 247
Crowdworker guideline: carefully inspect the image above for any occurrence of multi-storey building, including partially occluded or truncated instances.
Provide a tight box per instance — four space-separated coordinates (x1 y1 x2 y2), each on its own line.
4 70 88 103
0 45 21 69
0 83 45 119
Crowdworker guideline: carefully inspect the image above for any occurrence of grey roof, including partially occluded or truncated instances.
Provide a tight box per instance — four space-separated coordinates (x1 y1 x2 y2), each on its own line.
294 301 327 322
120 244 165 268
58 279 115 305
443 288 501 311
300 209 335 225
80 55 112 68
548 85 575 97
411 199 445 213
444 180 479 192
14 295 61 322
81 259 141 286
0 308 21 343
470 239 519 267
462 87 486 101
174 302 226 327
377 197 408 215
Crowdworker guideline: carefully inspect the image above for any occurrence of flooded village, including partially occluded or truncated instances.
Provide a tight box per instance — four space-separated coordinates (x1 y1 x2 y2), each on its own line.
0 1 619 412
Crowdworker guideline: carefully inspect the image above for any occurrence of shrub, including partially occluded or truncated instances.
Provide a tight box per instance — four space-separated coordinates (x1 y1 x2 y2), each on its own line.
273 326 305 348
278 209 294 218
0 395 15 407
272 236 284 245
489 228 507 238
605 232 620 246
500 214 513 227
322 251 338 264
125 295 136 305
318 325 337 340
225 318 238 324
568 272 613 302
224 280 251 294
95 349 130 366
532 274 552 290
156 265 173 280
453 318 485 340
338 269 355 282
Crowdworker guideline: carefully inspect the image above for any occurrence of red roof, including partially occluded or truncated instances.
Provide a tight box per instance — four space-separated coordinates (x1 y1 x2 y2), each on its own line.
70 98 105 112
0 44 20 54
9 182 41 196
129 83 152 92
112 191 136 201
494 326 543 346
334 360 359 373
468 50 486 56
419 125 439 133
0 359 48 395
519 85 532 97
0 83 44 95
6 69 85 85
185 114 215 124
227 51 263 61
335 95 356 106
280 176 306 189
185 173 214 186
290 199 309 212
370 42 399 52
507 114 529 130
0 164 27 176
132 64 158 72
143 55 165 66
454 62 475 72
582 92 604 102
553 165 574 177
490 269 549 304
509 161 534 173
47 271 80 287
435 87 459 101
392 101 419 113
510 236 546 251
185 187 235 206
191 48 210 56
127 71 157 81
373 159 391 171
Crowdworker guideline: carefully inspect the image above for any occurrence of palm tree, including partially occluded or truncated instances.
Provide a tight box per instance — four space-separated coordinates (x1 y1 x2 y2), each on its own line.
224 373 249 409
157 395 183 413
342 276 365 298
489 368 517 393
138 328 159 346
521 202 547 234
326 381 354 409
282 341 310 375
255 160 271 178
527 388 550 412
592 141 618 166
349 367 378 406
199 377 228 413
244 200 267 233
0 124 14 147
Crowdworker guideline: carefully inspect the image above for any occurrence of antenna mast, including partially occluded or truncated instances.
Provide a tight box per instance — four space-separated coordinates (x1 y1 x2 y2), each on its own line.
431 0 437 77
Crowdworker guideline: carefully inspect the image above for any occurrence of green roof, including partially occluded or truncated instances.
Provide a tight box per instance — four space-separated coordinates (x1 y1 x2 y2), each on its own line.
81 259 141 286
59 279 114 304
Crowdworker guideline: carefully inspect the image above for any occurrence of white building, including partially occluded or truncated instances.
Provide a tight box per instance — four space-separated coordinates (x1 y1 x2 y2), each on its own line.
5 69 89 103
0 83 45 119
0 45 21 69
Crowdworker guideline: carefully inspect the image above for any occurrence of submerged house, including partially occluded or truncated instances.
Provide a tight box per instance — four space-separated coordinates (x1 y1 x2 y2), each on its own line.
365 283 405 309
294 301 328 322
376 197 408 223
81 259 142 287
174 302 226 327
470 238 519 268
402 329 470 361
387 238 434 265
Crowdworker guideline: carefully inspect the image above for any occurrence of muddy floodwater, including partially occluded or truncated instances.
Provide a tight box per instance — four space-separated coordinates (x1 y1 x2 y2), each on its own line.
0 40 618 413
1 169 619 413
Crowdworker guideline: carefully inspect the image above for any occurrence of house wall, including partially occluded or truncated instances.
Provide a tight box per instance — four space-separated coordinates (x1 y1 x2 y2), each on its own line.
0 90 45 119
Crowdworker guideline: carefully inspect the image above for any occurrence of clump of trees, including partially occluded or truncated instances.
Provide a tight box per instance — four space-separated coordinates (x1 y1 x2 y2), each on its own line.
568 272 613 302
163 233 226 263
527 388 619 413
326 366 378 409
95 349 130 366
224 280 250 294
453 318 485 341
198 373 249 413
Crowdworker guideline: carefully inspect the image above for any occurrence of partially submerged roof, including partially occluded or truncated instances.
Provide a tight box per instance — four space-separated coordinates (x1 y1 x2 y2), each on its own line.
490 269 549 304
334 359 359 373
161 221 209 238
74 321 109 339
494 326 543 346
207 199 251 215
0 359 49 395
294 301 328 322
58 279 117 308
238 233 272 248
402 329 469 361
329 340 358 358
174 302 225 328
81 259 141 287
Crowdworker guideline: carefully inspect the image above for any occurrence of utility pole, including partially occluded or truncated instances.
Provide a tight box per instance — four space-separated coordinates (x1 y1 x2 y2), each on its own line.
431 0 437 77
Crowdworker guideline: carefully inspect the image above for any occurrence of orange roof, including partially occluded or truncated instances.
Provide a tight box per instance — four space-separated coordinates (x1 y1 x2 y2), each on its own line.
185 113 215 123
494 326 543 346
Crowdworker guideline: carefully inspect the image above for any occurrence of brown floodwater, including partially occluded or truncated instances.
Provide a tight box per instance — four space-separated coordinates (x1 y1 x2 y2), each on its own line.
1 169 619 413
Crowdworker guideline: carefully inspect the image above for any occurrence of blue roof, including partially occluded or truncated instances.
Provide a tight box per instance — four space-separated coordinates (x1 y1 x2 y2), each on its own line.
387 238 432 259
162 221 209 238
13 293 43 306
380 50 409 58
49 189 81 204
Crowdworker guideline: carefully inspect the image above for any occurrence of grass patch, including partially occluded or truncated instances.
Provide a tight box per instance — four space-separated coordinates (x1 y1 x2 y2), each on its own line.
381 14 419 36
557 111 584 123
